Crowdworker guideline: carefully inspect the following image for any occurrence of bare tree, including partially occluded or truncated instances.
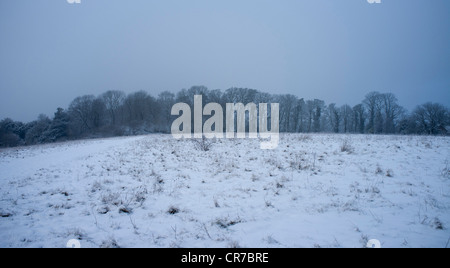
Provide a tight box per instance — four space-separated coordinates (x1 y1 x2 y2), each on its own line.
413 102 449 135
364 91 382 134
306 100 314 133
125 91 153 122
3 85 450 149
293 98 305 133
176 88 191 105
341 104 353 133
313 99 325 132
352 104 366 134
328 103 341 133
223 87 258 104
278 94 298 132
381 93 404 134
158 91 176 132
101 90 125 126
91 98 106 129
68 95 97 133
207 89 224 104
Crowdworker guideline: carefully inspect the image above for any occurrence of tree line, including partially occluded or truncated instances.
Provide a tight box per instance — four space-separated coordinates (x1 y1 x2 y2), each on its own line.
0 86 449 148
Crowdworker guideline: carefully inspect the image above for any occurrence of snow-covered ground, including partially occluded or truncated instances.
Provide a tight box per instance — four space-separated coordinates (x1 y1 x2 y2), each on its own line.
0 134 449 248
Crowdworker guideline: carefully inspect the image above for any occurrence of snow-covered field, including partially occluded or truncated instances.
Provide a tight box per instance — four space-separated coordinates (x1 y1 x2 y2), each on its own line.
0 134 449 248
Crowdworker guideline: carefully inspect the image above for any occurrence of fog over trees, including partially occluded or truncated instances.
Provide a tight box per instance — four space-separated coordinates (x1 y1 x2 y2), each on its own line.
1 86 449 148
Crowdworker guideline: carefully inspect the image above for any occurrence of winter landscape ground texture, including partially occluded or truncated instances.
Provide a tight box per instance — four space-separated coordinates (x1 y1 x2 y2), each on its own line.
0 134 449 248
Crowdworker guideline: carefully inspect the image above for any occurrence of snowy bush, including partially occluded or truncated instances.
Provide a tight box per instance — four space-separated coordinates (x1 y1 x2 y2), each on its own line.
193 136 215 152
66 228 87 241
375 165 384 175
101 192 122 206
340 139 354 153
100 237 120 248
297 134 312 142
289 152 312 171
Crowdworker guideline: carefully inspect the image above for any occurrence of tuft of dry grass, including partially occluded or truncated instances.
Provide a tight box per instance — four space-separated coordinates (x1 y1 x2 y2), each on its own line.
340 139 354 154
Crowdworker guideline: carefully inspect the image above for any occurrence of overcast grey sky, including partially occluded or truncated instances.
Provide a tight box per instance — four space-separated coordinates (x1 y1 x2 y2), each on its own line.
0 0 449 122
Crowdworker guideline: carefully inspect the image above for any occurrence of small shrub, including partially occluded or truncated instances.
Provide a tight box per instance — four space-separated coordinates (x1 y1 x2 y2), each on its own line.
100 238 120 248
193 136 214 152
134 186 148 204
433 217 444 230
153 175 164 193
214 199 220 208
167 206 180 215
91 181 103 193
267 158 283 170
423 142 432 149
289 153 311 171
386 169 394 178
360 235 369 248
67 228 87 241
371 186 381 194
265 235 279 245
340 139 354 153
228 240 241 248
101 192 122 206
265 200 274 208
298 134 312 142
97 206 110 215
375 166 383 175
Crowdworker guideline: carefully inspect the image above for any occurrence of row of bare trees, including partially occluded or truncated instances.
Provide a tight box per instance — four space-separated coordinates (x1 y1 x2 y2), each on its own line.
67 90 175 136
0 86 449 147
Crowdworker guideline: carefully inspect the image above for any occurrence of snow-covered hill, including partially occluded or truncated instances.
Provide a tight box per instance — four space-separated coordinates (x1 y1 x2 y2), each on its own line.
1 134 449 248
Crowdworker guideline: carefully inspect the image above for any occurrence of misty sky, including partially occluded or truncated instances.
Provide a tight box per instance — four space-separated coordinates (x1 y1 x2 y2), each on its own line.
0 0 449 122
